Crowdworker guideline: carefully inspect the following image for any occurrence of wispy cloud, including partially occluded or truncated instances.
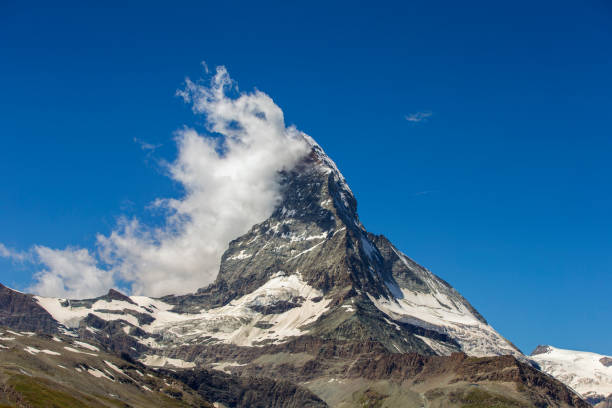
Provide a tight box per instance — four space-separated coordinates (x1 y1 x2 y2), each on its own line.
3 64 311 298
405 111 433 123
413 190 438 197
133 138 161 151
201 60 210 74
0 243 30 262
30 246 114 299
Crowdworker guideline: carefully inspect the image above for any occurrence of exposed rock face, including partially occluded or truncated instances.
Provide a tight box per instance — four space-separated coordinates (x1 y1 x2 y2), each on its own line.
165 368 327 408
0 284 58 333
532 344 552 355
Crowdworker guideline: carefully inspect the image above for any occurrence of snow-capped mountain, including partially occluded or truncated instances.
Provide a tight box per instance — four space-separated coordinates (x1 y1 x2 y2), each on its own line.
29 136 520 362
532 345 612 406
0 135 591 407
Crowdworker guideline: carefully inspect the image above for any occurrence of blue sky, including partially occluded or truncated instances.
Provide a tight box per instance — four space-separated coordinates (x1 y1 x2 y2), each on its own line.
1 0 611 355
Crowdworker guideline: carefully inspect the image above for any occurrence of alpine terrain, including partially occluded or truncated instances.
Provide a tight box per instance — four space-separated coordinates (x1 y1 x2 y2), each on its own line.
0 135 593 407
531 345 612 407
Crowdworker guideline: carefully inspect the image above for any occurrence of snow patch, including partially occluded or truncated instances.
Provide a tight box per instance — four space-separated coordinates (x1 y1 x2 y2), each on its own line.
368 246 521 359
360 236 379 260
414 335 456 356
88 368 113 381
104 360 127 376
24 346 40 355
227 250 252 260
64 346 97 356
140 355 195 369
531 346 612 398
74 340 99 351
211 361 246 373
147 273 331 347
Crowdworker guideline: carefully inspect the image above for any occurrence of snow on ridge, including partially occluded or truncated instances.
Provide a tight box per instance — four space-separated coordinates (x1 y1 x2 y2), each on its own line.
531 345 612 398
302 134 354 195
368 289 520 358
227 250 252 260
149 272 332 347
35 272 331 350
367 245 521 359
35 296 147 328
360 235 380 261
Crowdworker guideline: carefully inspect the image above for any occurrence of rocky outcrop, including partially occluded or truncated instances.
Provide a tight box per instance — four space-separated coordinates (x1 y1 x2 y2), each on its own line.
165 368 327 408
345 352 589 407
531 344 552 355
0 284 58 333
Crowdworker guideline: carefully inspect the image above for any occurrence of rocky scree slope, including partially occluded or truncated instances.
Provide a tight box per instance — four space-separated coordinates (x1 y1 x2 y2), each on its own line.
0 327 325 408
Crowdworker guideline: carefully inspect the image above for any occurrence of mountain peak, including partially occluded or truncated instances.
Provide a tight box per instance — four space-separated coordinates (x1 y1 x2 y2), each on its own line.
152 139 522 359
530 345 612 405
106 288 137 305
531 345 553 356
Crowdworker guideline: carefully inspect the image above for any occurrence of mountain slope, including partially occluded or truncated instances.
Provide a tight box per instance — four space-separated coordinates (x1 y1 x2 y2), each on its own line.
531 345 612 407
0 136 591 407
0 326 209 407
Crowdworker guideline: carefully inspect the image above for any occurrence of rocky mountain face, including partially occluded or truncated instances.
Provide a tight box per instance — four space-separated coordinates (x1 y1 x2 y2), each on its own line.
0 137 592 407
531 345 612 407
151 136 523 359
0 284 59 333
0 327 210 407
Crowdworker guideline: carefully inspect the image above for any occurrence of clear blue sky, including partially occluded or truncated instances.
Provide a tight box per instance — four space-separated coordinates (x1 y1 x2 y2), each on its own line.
1 0 610 355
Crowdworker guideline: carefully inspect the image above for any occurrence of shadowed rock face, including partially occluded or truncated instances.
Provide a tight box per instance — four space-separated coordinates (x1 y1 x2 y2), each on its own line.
164 367 327 408
531 345 552 356
601 357 612 367
0 284 58 333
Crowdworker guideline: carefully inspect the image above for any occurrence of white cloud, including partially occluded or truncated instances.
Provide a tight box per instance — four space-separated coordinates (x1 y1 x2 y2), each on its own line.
405 111 433 122
10 65 310 298
133 137 161 151
0 243 29 262
29 246 114 299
